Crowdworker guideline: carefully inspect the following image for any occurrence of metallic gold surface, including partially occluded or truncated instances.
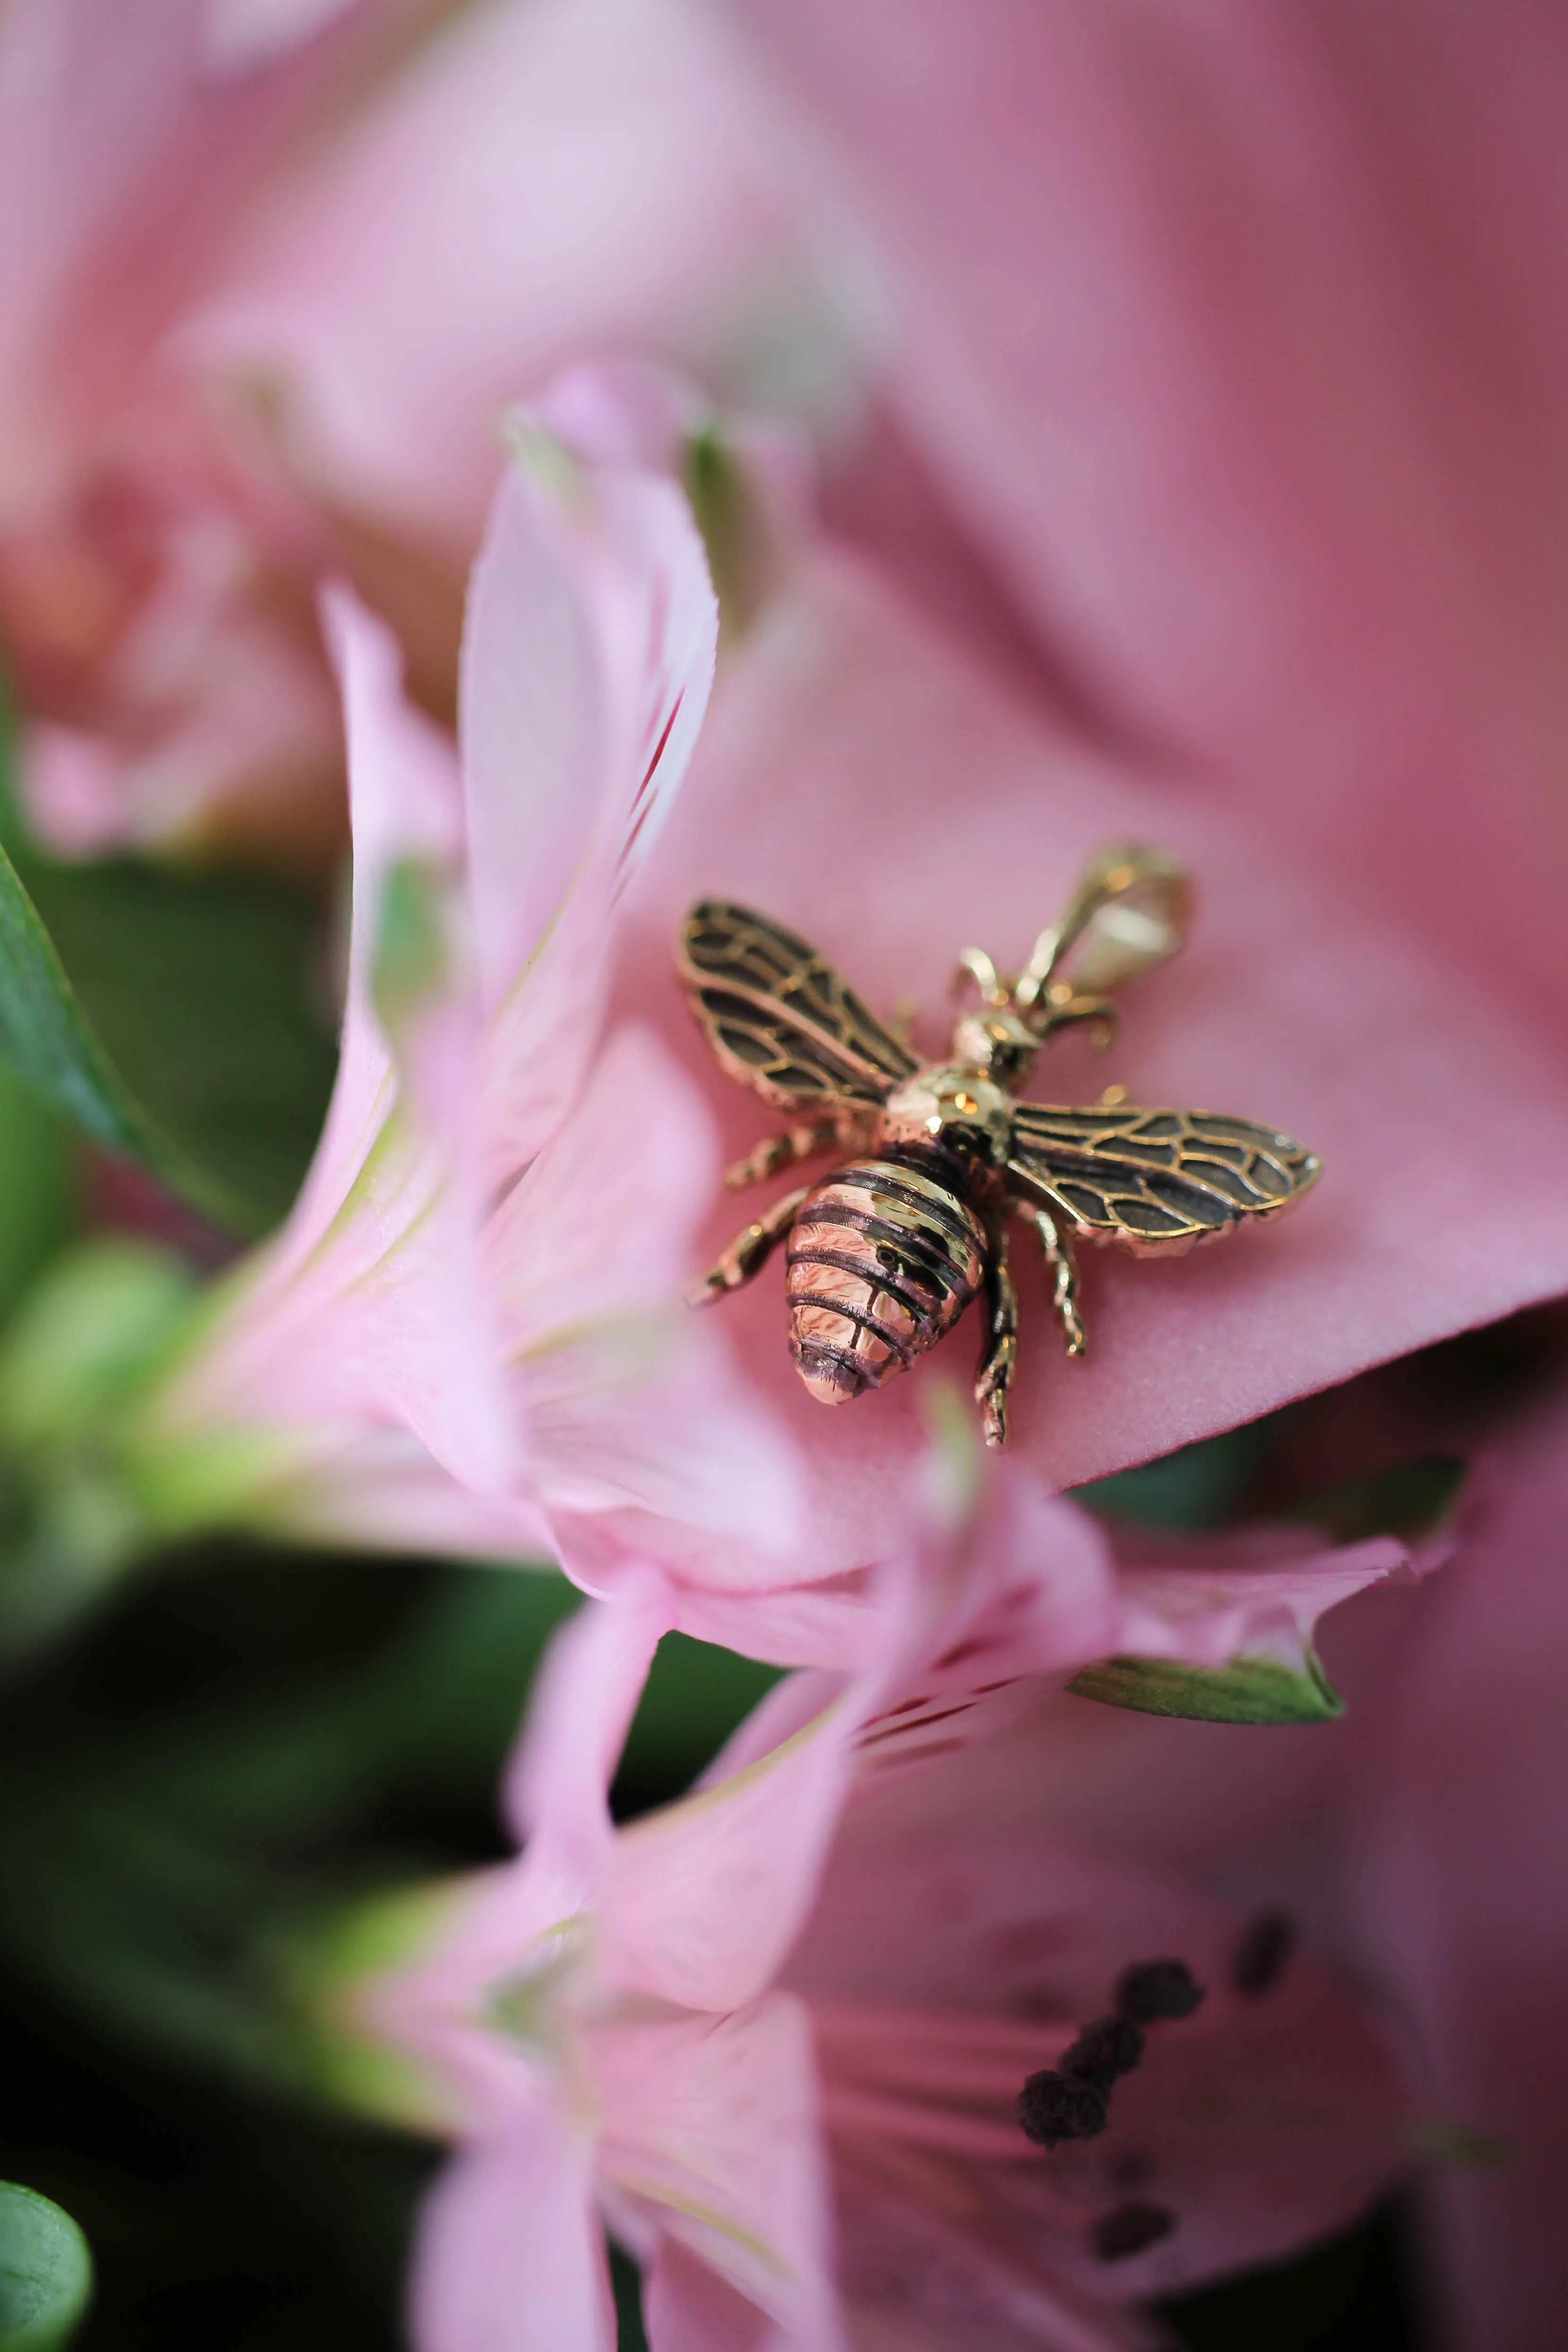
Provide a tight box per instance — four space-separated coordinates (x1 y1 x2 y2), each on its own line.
679 849 1320 1447
784 1159 988 1404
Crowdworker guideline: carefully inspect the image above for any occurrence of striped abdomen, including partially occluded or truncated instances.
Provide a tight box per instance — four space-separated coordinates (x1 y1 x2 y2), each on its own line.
784 1157 988 1405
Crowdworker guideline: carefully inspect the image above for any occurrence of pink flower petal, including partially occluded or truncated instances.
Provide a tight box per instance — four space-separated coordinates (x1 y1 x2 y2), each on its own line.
597 1995 843 2347
410 2123 615 2352
0 0 399 505
142 369 736 1560
460 388 719 1194
643 2238 818 2352
307 582 464 1230
489 1024 723 1348
1103 1524 1411 1675
503 1572 673 1860
190 0 841 532
1349 1395 1568 2352
252 1425 553 1562
168 586 514 1496
606 1692 855 2014
725 0 1568 1016
795 1826 1408 2308
485 1023 808 1581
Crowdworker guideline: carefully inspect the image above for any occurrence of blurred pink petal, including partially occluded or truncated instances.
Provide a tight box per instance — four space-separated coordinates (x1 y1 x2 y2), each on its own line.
503 1566 671 1861
1348 1394 1568 2352
0 0 468 868
498 1028 806 1582
0 0 406 505
642 2240 821 2352
306 583 464 1224
157 585 512 1495
596 1996 842 2348
247 1426 556 1561
611 546 1568 1570
136 367 810 1598
413 2124 615 2352
192 0 855 535
805 1826 1407 2322
0 0 841 857
460 394 718 1185
724 0 1568 1015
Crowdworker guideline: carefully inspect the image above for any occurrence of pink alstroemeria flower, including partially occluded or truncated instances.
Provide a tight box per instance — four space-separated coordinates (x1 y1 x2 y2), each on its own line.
123 368 802 1597
347 1465 1418 2351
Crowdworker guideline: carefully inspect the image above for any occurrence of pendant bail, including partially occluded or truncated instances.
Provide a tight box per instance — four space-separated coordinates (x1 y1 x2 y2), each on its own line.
1014 843 1192 1009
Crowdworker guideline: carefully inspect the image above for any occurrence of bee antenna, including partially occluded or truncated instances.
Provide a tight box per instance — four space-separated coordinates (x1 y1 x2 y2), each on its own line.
1029 984 1121 1050
953 946 1008 1007
1014 927 1062 1013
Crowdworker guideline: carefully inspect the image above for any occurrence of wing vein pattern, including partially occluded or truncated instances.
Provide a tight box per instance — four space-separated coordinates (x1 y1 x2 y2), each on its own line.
679 901 917 1110
1008 1102 1319 1249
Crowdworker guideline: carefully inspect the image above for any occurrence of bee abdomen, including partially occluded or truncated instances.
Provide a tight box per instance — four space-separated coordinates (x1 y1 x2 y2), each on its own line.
785 1158 987 1405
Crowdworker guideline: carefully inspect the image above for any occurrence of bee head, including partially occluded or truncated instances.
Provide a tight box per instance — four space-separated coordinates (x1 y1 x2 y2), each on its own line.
951 1006 1040 1085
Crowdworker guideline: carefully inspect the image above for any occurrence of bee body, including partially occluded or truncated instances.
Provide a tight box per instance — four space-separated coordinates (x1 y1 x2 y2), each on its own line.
785 1151 988 1403
679 857 1320 1447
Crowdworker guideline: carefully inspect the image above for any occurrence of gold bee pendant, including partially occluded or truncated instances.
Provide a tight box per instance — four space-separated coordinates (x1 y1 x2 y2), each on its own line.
679 845 1319 1448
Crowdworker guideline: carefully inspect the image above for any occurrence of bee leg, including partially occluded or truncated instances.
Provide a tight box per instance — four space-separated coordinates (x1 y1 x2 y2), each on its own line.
723 1113 856 1191
975 1231 1019 1449
686 1184 812 1307
1031 1206 1086 1357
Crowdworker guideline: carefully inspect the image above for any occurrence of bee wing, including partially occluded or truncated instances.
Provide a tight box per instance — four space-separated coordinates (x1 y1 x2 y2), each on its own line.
678 901 918 1110
1008 1102 1320 1251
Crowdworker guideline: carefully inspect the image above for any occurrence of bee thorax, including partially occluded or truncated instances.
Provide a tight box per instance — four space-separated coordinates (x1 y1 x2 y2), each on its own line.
784 1158 987 1405
880 1064 1014 1168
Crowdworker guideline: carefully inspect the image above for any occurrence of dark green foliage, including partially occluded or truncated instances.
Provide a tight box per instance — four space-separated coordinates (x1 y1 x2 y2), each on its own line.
23 857 337 1230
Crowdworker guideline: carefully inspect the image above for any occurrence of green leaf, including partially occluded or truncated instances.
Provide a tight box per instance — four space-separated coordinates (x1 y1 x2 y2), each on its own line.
0 842 161 1165
0 2184 92 2351
24 856 336 1229
0 843 335 1236
0 677 338 1236
0 1066 74 1325
1067 1648 1344 1725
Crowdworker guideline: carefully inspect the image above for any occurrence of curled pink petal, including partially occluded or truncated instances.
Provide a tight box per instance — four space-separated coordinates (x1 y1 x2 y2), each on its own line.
1103 1525 1412 1676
